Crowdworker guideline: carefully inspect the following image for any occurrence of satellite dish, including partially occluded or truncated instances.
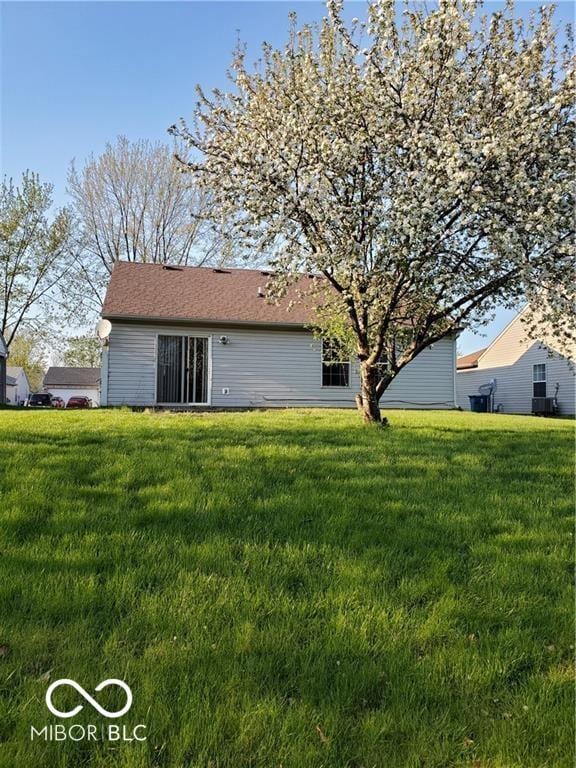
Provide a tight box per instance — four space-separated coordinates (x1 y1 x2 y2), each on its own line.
96 319 112 340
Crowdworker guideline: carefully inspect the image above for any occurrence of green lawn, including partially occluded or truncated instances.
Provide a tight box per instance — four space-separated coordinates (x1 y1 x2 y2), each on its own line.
0 409 573 768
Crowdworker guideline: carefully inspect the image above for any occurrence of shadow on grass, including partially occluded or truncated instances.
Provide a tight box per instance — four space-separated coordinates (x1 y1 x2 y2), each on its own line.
0 410 573 768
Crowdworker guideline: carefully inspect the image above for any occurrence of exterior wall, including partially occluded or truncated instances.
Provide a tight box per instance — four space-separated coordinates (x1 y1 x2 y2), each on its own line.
457 342 575 415
6 382 17 404
0 357 5 405
478 311 531 368
17 372 30 404
6 369 30 404
479 307 576 368
105 321 457 409
100 346 110 406
47 387 101 407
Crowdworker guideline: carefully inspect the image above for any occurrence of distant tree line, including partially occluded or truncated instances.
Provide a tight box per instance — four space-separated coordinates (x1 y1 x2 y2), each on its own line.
0 136 232 385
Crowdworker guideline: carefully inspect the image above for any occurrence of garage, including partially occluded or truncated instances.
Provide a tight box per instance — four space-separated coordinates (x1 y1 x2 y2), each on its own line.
43 367 100 407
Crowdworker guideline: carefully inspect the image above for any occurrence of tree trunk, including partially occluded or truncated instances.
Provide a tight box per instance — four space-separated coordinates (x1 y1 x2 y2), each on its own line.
356 363 382 424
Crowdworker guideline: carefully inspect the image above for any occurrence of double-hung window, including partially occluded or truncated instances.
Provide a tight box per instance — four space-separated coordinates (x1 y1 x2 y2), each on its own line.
533 364 546 398
322 341 350 387
375 350 391 382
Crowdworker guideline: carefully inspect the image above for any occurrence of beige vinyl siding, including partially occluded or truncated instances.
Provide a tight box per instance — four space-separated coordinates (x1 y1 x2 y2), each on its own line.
457 342 575 415
458 308 575 415
480 308 576 368
105 322 457 409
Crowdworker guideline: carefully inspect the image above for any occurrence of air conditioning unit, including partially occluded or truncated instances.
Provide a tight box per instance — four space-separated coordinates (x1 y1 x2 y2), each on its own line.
532 397 557 416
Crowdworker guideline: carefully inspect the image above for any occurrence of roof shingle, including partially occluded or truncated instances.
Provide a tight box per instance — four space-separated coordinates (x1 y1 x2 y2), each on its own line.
102 262 321 326
43 367 100 388
456 347 487 370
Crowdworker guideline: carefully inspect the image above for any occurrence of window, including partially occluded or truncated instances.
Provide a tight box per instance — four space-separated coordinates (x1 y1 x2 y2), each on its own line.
322 341 350 387
533 363 546 398
375 350 391 381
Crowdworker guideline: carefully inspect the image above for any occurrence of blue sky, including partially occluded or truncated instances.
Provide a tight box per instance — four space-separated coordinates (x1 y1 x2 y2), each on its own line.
1 1 573 353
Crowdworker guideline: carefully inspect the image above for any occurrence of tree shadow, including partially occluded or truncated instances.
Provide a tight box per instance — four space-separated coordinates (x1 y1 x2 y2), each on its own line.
0 410 573 767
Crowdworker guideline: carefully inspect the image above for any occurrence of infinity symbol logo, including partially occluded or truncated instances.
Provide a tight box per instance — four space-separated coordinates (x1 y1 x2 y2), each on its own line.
45 679 133 719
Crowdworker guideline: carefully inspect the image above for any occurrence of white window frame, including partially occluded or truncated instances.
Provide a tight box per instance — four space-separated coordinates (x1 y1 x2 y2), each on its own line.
321 340 351 388
532 363 546 398
154 332 212 406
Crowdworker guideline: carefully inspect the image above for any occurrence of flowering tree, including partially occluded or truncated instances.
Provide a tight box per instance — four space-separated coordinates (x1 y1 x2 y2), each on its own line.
0 172 73 348
172 0 575 423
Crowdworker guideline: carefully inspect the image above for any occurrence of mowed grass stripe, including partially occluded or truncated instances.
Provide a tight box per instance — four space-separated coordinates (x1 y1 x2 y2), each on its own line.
0 408 573 768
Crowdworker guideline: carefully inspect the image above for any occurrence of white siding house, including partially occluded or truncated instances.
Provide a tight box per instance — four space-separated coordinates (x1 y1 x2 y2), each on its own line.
102 321 457 409
457 308 575 416
6 366 30 405
43 367 101 406
101 263 459 410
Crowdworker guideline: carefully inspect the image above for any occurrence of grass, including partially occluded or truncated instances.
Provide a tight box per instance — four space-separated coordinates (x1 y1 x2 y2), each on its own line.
0 408 573 768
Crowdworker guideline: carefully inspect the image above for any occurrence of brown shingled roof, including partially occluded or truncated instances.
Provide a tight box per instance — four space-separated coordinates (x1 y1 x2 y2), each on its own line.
457 347 487 370
43 367 101 388
102 262 322 326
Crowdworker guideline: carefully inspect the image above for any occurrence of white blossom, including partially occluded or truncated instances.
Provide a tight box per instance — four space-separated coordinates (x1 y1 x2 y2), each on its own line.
172 0 575 422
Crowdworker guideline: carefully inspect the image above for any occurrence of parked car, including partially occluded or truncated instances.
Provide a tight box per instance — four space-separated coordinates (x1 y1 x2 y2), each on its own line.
51 396 65 409
66 396 92 409
27 393 53 408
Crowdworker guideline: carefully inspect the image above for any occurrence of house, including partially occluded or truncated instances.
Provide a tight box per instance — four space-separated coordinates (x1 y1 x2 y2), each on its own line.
100 262 459 409
457 307 575 416
0 332 7 405
43 367 101 406
6 366 30 405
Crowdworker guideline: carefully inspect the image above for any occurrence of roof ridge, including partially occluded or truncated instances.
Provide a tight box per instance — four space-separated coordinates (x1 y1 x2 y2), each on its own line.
114 261 278 276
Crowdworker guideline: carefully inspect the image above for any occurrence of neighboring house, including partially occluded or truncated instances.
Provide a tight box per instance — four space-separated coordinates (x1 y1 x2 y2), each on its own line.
457 307 575 416
5 374 17 403
43 367 101 406
100 262 459 409
0 332 7 405
4 374 16 405
6 366 30 405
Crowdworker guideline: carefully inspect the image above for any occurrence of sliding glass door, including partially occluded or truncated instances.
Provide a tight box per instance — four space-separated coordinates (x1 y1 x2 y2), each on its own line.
157 335 183 403
187 337 208 404
157 335 209 404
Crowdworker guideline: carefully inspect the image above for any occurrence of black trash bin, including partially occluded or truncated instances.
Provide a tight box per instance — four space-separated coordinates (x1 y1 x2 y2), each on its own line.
468 394 489 413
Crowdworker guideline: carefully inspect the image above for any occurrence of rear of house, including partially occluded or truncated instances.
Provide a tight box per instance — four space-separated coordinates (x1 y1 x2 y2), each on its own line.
457 308 575 416
100 263 458 410
43 367 101 407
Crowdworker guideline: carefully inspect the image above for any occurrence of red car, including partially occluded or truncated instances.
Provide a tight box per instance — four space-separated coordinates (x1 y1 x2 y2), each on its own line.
66 396 92 409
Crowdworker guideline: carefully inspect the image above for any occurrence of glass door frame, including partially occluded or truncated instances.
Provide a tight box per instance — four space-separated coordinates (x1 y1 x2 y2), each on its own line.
155 333 212 406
